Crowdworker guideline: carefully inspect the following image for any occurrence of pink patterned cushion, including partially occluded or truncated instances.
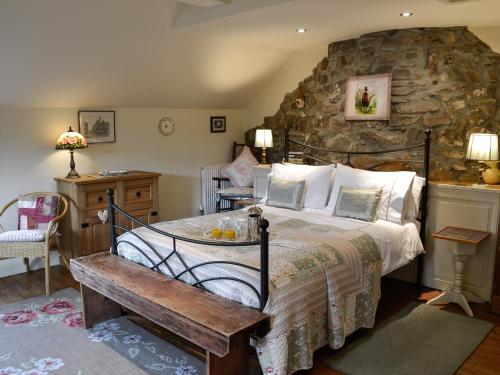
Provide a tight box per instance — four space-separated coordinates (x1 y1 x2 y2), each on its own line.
18 195 60 230
221 146 259 187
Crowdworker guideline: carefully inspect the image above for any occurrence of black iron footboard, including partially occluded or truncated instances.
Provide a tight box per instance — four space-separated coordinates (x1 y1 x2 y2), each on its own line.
106 189 269 311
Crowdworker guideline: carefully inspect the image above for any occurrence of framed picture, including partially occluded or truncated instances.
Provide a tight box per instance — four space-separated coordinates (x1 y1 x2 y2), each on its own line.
78 110 116 144
210 116 226 133
344 73 392 121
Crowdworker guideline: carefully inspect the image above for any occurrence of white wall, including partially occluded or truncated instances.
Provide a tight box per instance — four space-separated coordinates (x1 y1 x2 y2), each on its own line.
470 27 500 53
0 107 246 274
245 46 326 129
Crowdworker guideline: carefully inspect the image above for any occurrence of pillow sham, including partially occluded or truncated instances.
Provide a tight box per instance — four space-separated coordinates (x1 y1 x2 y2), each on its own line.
404 176 426 222
334 187 382 222
268 163 335 209
326 164 415 224
220 146 259 187
266 178 306 211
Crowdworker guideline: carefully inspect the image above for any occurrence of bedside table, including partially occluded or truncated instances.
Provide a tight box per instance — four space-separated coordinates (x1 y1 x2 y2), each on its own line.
427 226 490 317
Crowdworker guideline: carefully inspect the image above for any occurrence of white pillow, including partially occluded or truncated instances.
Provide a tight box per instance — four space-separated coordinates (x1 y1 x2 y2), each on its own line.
326 164 416 224
404 176 426 222
220 146 259 187
270 163 335 209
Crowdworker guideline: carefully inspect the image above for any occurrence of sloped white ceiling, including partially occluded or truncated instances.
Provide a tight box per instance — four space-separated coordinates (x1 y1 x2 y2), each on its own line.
0 0 498 108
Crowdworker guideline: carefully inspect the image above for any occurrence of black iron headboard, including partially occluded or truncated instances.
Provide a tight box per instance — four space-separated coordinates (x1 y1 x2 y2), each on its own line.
284 128 431 288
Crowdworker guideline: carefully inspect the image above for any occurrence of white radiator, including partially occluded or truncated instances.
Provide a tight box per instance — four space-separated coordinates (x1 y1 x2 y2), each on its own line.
201 164 231 215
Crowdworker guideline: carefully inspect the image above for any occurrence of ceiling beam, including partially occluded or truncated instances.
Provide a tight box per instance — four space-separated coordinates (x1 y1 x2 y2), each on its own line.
176 0 230 7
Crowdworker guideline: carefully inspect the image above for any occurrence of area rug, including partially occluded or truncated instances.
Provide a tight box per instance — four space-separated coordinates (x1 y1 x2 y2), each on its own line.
0 288 204 374
325 302 494 375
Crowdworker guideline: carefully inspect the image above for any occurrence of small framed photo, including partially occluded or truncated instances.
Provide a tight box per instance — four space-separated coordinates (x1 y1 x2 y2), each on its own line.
210 116 226 133
78 110 116 144
344 73 392 121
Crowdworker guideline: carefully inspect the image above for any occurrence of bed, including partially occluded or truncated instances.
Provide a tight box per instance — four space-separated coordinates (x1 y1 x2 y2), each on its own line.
80 129 431 375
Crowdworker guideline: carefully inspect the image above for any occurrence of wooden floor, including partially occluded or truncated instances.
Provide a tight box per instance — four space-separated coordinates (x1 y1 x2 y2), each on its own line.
1 266 499 375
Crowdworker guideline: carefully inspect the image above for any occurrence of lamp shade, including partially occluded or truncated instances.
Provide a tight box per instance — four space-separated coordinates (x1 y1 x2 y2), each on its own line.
55 126 88 151
255 129 273 148
466 133 499 161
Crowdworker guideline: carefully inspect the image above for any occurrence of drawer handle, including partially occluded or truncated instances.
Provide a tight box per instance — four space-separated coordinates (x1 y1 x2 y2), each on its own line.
151 211 158 217
81 223 89 229
136 191 142 198
98 195 104 203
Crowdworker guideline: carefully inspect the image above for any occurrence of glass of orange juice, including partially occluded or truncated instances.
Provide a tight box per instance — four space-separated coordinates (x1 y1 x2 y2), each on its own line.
211 226 223 239
223 227 236 240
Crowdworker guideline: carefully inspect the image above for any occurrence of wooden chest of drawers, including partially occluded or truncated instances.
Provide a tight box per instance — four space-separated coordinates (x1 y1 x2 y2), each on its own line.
55 171 160 259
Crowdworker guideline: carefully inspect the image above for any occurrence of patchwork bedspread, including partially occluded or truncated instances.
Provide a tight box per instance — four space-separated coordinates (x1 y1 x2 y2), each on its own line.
117 209 382 375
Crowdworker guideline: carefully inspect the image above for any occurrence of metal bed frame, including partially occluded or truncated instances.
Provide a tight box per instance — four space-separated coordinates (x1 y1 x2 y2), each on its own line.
284 128 432 287
107 188 270 311
106 128 431 315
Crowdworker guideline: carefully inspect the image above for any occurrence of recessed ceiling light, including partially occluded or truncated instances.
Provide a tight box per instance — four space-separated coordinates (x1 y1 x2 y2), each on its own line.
296 27 307 33
400 11 413 17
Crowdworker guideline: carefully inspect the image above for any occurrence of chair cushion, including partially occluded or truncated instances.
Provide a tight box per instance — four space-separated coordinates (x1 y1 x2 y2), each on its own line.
0 230 46 242
216 186 253 198
18 195 59 230
221 146 258 187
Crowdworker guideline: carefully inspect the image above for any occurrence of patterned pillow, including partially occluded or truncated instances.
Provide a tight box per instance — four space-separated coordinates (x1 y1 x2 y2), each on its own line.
266 178 306 211
334 187 382 222
221 146 259 187
18 195 60 230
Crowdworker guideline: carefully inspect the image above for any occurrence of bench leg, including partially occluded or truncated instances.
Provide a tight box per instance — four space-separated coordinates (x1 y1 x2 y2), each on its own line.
80 284 122 329
206 333 249 375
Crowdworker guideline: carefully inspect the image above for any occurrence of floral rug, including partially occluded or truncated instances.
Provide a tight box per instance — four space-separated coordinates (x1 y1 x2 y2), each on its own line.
0 288 204 375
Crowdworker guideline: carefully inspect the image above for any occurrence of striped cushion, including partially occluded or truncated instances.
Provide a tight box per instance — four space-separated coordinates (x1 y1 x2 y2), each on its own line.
0 230 46 242
216 186 253 198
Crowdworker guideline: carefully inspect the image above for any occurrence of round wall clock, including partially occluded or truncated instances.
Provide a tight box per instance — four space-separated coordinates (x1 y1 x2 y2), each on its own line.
159 117 175 136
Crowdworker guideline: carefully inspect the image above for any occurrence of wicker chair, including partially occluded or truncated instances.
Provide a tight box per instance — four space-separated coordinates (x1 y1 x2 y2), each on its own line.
0 192 69 296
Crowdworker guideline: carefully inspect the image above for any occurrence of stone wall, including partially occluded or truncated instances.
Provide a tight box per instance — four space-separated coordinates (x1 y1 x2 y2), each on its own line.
245 27 500 181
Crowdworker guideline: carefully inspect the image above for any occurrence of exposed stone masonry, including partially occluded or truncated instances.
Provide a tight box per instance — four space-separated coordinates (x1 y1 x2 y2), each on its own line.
245 27 500 181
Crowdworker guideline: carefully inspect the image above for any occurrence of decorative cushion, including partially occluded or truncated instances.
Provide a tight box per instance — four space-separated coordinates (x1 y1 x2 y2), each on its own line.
266 178 306 211
326 164 415 224
18 195 59 230
0 230 46 242
221 146 259 187
334 187 382 222
270 163 335 209
216 186 253 198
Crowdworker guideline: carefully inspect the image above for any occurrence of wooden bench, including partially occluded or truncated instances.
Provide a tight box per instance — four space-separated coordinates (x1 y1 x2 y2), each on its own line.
70 252 269 375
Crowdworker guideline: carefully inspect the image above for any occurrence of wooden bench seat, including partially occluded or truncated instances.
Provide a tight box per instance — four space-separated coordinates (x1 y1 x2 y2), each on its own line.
70 252 269 375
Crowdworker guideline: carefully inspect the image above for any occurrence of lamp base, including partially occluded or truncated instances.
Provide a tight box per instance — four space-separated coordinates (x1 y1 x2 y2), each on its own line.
261 147 268 164
66 150 81 179
66 169 81 179
483 160 500 185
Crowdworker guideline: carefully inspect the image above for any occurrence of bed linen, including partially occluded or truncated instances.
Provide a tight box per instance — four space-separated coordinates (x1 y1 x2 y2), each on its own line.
116 206 422 374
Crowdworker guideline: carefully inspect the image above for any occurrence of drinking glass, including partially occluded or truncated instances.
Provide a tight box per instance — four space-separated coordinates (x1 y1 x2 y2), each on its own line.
234 218 248 240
